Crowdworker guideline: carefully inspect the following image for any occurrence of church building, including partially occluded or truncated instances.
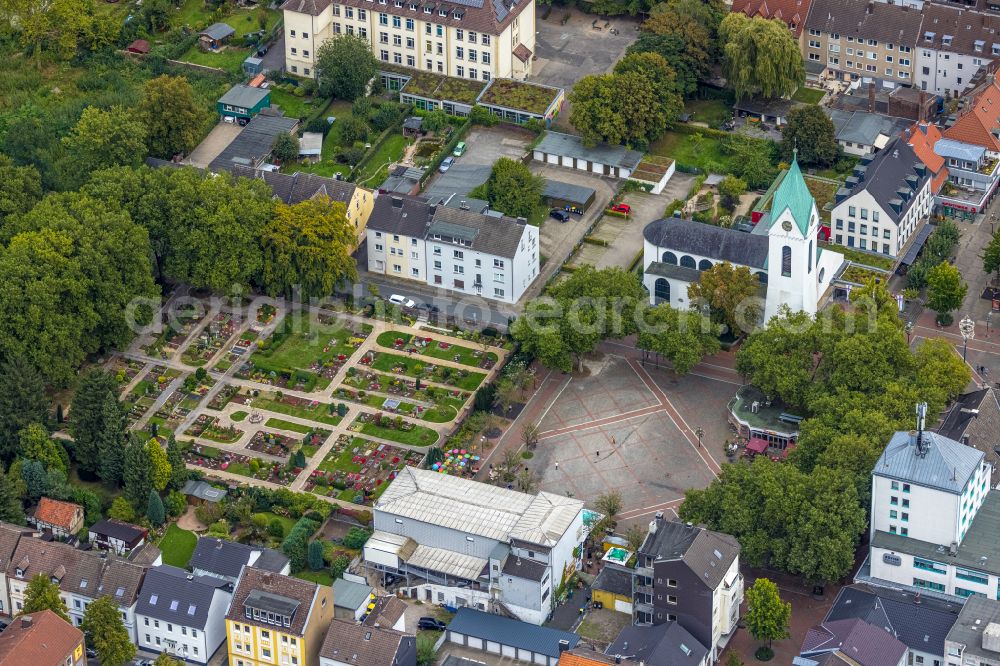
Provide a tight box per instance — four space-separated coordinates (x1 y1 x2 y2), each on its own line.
642 158 846 324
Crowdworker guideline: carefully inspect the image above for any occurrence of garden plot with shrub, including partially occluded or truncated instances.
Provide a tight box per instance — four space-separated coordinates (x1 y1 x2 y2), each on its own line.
349 411 439 447
305 435 424 504
338 368 469 423
182 312 238 367
375 330 498 368
124 366 182 424
240 389 348 427
363 350 486 391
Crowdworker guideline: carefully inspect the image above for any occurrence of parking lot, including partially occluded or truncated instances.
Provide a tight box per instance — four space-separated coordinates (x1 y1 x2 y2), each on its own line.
421 125 534 201
531 7 640 89
184 122 242 168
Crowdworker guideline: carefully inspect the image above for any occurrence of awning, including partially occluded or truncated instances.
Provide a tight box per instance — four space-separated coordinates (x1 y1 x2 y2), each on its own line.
898 223 935 266
746 437 769 454
513 43 532 63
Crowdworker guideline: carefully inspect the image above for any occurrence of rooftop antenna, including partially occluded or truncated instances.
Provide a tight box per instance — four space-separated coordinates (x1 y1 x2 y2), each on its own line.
916 402 928 457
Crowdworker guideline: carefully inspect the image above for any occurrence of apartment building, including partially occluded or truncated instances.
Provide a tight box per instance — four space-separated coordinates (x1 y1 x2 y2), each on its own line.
280 0 535 82
916 4 1000 97
944 595 1000 666
731 0 813 37
0 611 86 666
190 537 290 587
365 194 540 304
803 0 923 88
633 514 743 664
830 137 932 257
363 467 587 625
0 522 33 617
225 567 334 666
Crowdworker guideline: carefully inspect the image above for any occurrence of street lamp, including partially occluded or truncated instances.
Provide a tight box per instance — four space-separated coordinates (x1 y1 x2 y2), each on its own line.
959 315 976 362
905 321 914 345
695 427 705 449
988 311 993 336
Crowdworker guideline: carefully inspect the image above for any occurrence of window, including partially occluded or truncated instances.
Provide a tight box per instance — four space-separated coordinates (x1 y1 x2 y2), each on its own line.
482 51 490 65
453 250 463 259
494 272 504 282
667 579 677 587
393 34 401 45
406 55 415 66
456 28 464 40
393 264 401 273
290 47 297 54
781 246 792 277
380 49 389 60
494 288 504 298
406 36 414 48
469 49 477 62
453 265 464 274
290 29 296 36
303 49 309 57
393 15 400 27
482 34 490 45
469 68 477 79
456 65 464 77
406 17 414 29
848 206 856 217
456 46 464 59
903 483 910 493
379 12 388 23
666 595 677 605
891 481 899 490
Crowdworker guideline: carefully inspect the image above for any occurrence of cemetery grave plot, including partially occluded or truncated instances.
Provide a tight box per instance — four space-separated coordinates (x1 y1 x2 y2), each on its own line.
349 411 439 447
245 430 302 458
305 435 424 504
335 370 469 423
206 384 241 411
242 390 347 427
182 444 300 484
109 358 145 387
187 415 243 443
376 331 498 369
182 312 237 366
214 330 258 372
364 351 486 391
237 318 371 392
124 366 182 424
143 307 203 358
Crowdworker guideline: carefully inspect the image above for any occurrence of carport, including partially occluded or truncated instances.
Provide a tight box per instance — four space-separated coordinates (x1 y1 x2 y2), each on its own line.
542 179 596 211
445 608 579 666
533 131 642 178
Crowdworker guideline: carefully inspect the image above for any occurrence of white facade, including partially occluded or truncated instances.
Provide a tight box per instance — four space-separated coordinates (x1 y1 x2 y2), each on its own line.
712 558 743 654
136 592 230 665
830 182 933 257
917 47 990 97
869 544 1000 599
7 578 139 641
282 0 534 81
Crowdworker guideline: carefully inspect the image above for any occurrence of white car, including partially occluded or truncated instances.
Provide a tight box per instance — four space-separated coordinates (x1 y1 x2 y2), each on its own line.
388 294 416 309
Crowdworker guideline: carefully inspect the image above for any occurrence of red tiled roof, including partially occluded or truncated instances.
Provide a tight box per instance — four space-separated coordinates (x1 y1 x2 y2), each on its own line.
558 652 616 666
0 611 83 666
513 43 532 63
126 39 150 53
731 0 811 36
943 74 1000 151
34 497 82 530
905 122 949 195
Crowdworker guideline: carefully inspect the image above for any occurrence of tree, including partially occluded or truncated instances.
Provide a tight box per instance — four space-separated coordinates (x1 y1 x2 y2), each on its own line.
636 305 722 374
338 117 370 145
0 355 48 464
20 460 49 501
628 34 701 97
720 14 805 102
330 554 350 580
147 439 172 492
623 524 646 553
18 423 67 474
416 632 439 666
4 0 117 65
781 105 839 167
146 490 165 526
260 197 359 298
640 0 723 91
107 496 136 522
123 435 153 508
61 106 147 182
307 540 325 570
69 370 119 477
315 34 379 101
717 175 747 210
983 231 1000 284
0 466 25 524
744 578 790 649
154 655 183 666
594 491 623 525
735 308 820 409
515 468 538 493
343 527 372 550
0 156 42 225
82 595 136 666
166 437 189 491
521 422 540 449
20 574 69 621
725 135 777 188
687 262 763 335
926 261 967 326
98 394 127 486
422 109 448 133
485 158 544 219
271 133 300 163
140 75 207 158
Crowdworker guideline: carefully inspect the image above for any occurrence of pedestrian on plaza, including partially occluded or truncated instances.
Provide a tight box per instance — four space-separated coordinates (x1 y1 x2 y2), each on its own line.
555 461 559 470
596 450 600 458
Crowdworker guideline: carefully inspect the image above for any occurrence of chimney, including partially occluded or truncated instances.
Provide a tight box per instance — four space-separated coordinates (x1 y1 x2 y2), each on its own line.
429 204 437 215
391 196 403 208
20 616 32 628
655 511 664 523
216 539 224 549
558 640 570 653
919 91 928 122
869 81 876 113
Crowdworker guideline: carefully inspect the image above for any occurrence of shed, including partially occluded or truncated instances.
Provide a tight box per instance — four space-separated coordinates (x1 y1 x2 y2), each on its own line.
734 97 796 126
533 131 643 178
402 116 425 137
591 566 634 615
445 608 580 666
217 84 271 120
299 132 323 158
629 156 676 194
542 179 596 211
332 578 374 621
181 479 227 505
243 55 264 76
126 39 151 54
199 22 235 50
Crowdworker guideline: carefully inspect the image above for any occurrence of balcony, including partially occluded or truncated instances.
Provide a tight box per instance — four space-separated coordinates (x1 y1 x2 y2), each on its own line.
636 585 653 596
636 566 654 578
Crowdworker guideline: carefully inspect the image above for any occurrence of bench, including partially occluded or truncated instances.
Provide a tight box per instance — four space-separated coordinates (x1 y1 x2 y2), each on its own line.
778 413 803 425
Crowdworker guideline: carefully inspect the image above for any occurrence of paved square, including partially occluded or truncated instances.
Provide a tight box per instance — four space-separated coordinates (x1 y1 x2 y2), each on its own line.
539 355 660 431
531 8 639 89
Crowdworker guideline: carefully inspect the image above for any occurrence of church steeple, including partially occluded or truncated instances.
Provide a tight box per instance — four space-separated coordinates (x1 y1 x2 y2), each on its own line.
769 153 814 237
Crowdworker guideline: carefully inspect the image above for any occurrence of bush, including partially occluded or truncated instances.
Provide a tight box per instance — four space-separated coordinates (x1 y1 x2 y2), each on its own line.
305 117 331 135
371 104 402 131
469 105 498 126
342 526 372 549
293 86 306 97
268 518 285 538
301 78 318 96
338 145 366 166
339 117 371 145
352 97 373 119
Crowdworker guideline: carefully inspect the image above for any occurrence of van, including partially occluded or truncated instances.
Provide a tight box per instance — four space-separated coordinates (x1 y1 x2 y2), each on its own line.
453 141 467 157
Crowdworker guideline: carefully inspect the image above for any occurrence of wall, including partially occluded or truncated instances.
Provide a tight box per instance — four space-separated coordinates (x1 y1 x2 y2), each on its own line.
373 511 506 561
917 48 989 97
804 29 916 87
869 544 999 600
830 190 901 256
871 474 962 546
509 225 540 303
138 614 211 664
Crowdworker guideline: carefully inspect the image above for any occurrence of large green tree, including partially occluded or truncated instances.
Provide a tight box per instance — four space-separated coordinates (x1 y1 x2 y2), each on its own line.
139 75 207 159
781 105 840 167
1 0 117 64
69 370 119 478
147 489 165 526
687 262 763 335
166 436 189 491
82 596 136 666
744 578 790 648
983 231 1000 283
123 434 153 508
61 106 147 183
0 156 42 226
98 394 127 486
720 13 805 102
484 157 544 219
0 466 25 524
18 424 67 474
926 261 968 325
639 0 724 90
636 305 721 374
0 355 48 464
260 197 359 298
20 573 70 621
315 34 379 101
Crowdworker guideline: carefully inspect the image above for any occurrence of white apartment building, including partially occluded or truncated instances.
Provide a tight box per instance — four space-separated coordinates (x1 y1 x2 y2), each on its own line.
830 137 933 258
280 0 535 82
363 467 588 625
864 424 999 602
916 4 1000 97
366 194 540 304
135 565 232 664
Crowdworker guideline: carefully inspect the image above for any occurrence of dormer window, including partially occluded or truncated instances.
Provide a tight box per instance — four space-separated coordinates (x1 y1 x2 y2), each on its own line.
943 35 952 46
924 31 935 42
438 7 447 15
15 568 23 578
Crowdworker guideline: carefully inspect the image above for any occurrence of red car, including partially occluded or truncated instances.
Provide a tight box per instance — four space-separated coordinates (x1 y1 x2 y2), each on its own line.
610 203 631 215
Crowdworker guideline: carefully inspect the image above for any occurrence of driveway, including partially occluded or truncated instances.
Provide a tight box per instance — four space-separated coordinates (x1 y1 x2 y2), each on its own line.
259 35 284 72
531 7 640 90
185 122 242 168
422 125 534 201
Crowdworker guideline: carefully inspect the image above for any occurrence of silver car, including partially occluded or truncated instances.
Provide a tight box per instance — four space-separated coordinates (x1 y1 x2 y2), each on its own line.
439 156 455 172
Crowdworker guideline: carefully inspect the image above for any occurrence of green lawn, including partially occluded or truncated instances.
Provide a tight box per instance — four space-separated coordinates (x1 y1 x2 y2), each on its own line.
178 45 251 74
294 569 334 585
820 242 894 270
265 417 315 434
370 351 486 390
792 87 826 104
253 394 345 426
378 330 497 366
159 524 197 568
171 0 281 38
355 134 411 187
285 101 356 179
317 442 365 474
231 410 248 422
253 511 296 538
269 88 325 120
255 320 358 375
650 131 733 174
355 416 439 447
683 98 733 128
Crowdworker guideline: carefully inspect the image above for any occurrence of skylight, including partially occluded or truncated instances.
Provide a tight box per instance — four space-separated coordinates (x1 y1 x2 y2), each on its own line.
188 604 197 616
170 600 179 611
115 587 125 598
149 594 158 605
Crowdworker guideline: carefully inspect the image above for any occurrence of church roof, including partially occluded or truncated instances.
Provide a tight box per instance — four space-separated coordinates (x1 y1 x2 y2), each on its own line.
770 158 813 237
643 218 769 269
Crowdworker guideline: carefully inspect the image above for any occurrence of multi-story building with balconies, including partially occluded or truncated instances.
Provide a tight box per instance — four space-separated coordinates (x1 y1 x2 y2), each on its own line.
633 514 743 665
280 0 534 83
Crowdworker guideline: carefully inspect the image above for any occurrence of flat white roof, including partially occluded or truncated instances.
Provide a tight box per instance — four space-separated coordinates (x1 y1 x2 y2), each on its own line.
407 545 487 581
375 468 583 547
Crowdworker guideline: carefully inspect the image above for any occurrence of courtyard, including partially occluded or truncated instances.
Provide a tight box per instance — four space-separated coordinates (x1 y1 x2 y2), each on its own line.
531 7 640 90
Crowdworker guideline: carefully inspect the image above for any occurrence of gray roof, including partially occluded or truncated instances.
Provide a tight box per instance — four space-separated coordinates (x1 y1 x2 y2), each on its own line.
639 519 740 590
936 388 1000 487
208 114 299 173
934 138 986 162
379 165 425 194
89 519 146 545
872 490 1000 576
441 658 488 666
827 109 909 147
218 84 270 110
189 537 289 579
135 565 229 630
945 595 1000 658
800 618 908 665
535 132 642 170
181 480 226 503
839 138 931 224
542 179 595 207
872 430 984 494
592 565 633 597
333 578 373 611
606 622 708 666
229 164 357 205
320 619 415 666
447 608 579 658
826 585 960 657
368 194 433 237
501 555 547 582
643 217 770 269
200 22 235 40
805 0 925 46
733 97 796 118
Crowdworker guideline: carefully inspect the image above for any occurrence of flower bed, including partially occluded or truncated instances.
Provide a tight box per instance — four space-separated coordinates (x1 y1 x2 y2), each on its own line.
349 412 439 447
182 312 236 366
207 384 241 410
246 430 300 457
215 329 258 372
124 366 182 424
143 309 202 357
375 331 497 368
337 370 468 423
366 351 486 390
183 445 299 484
189 415 243 443
304 435 423 504
110 359 145 386
245 390 346 426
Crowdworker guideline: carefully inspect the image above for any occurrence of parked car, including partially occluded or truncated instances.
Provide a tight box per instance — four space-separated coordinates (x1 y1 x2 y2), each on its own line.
418 617 447 631
549 209 570 223
256 43 269 57
85 648 98 658
610 203 631 215
421 303 441 314
453 141 467 156
439 156 455 172
389 294 417 309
